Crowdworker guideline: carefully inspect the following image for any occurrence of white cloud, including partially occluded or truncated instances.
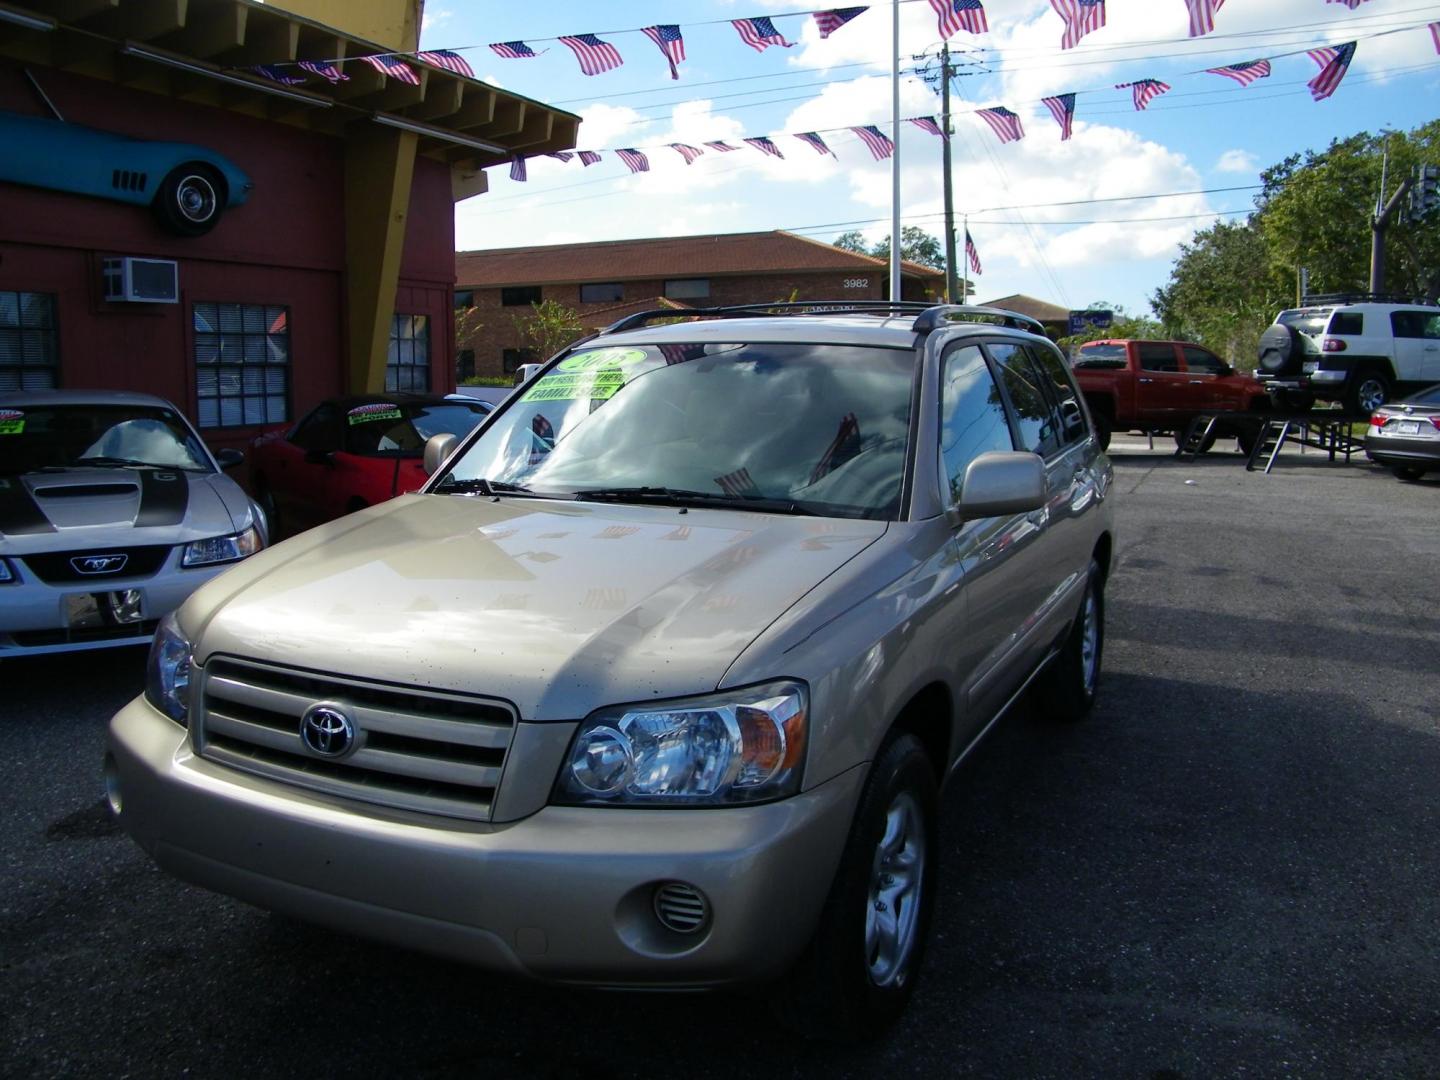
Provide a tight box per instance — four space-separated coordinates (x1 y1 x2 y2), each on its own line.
1216 149 1259 173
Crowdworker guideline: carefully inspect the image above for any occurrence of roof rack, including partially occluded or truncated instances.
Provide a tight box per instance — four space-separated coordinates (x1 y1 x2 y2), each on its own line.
601 300 934 334
1300 292 1437 307
910 305 1046 335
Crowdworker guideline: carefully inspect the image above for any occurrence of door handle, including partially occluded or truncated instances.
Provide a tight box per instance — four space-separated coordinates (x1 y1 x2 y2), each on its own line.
1138 377 1154 384
1189 380 1205 385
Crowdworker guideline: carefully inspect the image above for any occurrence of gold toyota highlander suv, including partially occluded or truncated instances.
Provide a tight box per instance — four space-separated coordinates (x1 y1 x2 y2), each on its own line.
106 302 1116 1037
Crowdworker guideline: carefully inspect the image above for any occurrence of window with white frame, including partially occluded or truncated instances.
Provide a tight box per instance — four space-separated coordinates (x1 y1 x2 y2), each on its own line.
0 291 59 391
193 302 290 428
388 314 430 392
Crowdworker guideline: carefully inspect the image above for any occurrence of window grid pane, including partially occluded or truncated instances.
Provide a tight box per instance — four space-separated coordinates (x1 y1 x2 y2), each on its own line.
386 312 430 393
0 292 59 390
194 302 290 428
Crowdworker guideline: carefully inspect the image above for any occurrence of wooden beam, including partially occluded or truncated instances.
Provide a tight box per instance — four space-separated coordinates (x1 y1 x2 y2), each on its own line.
49 0 118 20
81 0 188 42
451 165 488 202
212 14 297 65
159 1 246 59
465 97 523 139
404 76 464 122
502 109 553 153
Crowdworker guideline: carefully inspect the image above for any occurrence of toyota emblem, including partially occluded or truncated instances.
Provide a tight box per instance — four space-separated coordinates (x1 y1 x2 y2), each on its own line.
299 703 356 758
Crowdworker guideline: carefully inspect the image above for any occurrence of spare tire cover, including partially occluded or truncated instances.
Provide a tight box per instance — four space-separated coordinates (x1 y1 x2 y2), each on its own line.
1257 323 1304 375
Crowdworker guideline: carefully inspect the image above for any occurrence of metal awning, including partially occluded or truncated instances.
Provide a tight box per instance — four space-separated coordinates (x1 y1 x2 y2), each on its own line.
0 0 579 195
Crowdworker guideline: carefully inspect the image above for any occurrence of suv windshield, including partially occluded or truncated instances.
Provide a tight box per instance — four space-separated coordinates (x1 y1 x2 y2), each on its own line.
0 404 211 476
437 341 916 519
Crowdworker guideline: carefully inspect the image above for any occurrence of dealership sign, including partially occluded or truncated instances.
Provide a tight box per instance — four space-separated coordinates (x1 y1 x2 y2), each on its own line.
1068 309 1114 334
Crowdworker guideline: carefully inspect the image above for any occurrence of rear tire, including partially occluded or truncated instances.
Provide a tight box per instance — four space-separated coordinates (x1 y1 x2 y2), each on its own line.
770 733 938 1041
1091 412 1112 451
255 482 282 541
1345 371 1390 416
1392 465 1425 482
1173 428 1217 454
1035 560 1104 723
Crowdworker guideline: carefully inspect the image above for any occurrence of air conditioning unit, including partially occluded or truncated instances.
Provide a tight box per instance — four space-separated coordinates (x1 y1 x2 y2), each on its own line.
102 257 179 304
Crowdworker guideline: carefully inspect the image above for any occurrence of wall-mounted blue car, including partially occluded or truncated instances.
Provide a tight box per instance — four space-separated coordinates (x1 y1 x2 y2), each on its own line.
0 110 253 237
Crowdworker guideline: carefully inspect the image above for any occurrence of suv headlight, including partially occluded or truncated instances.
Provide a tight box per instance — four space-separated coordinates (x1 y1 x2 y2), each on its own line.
554 680 808 807
181 525 262 568
145 613 193 725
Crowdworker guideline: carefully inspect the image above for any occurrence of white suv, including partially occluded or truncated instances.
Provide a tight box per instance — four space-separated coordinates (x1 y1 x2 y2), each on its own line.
1255 296 1440 413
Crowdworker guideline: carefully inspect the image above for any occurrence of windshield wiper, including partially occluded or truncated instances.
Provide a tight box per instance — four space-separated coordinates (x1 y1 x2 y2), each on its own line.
573 486 807 515
72 456 162 469
433 477 534 496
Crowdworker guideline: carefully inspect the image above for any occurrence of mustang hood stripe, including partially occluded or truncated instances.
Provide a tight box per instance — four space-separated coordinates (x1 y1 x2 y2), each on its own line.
0 477 58 535
135 470 190 527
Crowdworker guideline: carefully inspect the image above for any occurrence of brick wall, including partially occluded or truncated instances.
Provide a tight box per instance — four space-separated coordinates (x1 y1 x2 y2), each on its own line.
459 269 941 379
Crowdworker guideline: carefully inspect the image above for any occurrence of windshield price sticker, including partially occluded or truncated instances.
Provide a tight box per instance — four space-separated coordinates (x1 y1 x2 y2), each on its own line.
0 408 24 435
557 348 649 373
523 369 626 403
347 403 403 426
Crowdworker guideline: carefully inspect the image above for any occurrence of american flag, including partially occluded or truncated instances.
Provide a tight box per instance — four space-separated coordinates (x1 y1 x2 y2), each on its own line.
1431 21 1440 55
1183 0 1225 38
930 0 988 40
1206 60 1271 86
416 49 474 77
705 141 740 152
298 59 348 82
250 65 305 85
1042 93 1076 140
965 230 982 276
851 125 895 161
714 467 761 497
641 24 685 80
1307 41 1356 101
1327 0 1370 7
489 41 539 59
509 158 527 182
669 143 704 165
1050 0 1105 50
615 148 649 174
732 17 793 52
558 33 623 76
795 132 836 156
744 136 784 159
659 343 702 366
547 151 575 162
814 7 868 39
976 107 1024 143
909 116 948 139
1117 79 1170 110
578 150 602 166
361 54 420 85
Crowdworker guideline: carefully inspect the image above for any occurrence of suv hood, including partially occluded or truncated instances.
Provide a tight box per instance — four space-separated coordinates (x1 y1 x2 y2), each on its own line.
0 468 243 553
186 494 887 719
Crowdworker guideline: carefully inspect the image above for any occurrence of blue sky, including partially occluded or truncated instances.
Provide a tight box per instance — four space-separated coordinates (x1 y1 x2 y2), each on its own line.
418 0 1440 316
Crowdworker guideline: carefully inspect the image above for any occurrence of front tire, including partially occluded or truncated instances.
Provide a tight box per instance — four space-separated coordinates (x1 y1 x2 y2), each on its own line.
1035 559 1104 723
153 164 225 236
771 733 938 1041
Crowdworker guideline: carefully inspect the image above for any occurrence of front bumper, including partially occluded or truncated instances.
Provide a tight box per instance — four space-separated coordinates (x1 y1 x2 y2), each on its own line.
107 695 863 987
0 558 232 657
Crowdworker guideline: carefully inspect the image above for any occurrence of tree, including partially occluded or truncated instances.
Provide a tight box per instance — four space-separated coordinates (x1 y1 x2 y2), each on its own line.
833 226 946 270
513 298 585 361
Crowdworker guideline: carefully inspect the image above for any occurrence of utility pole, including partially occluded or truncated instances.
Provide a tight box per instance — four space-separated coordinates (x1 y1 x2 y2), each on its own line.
940 44 958 302
1370 137 1415 294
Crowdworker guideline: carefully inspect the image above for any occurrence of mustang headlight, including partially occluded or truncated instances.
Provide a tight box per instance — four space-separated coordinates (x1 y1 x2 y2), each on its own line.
0 557 15 584
144 613 192 725
554 680 808 807
181 524 263 568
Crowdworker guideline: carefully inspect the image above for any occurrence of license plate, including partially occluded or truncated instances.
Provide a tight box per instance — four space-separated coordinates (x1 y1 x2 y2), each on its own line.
1302 361 1319 373
64 590 146 627
1395 421 1421 435
64 593 103 629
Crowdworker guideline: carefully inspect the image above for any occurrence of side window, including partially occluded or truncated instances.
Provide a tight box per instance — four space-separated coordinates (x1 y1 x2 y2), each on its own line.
1138 343 1179 372
289 403 339 452
989 343 1063 458
1390 311 1437 339
1181 346 1226 375
1028 345 1088 447
1424 315 1440 340
939 344 1014 504
1330 312 1364 336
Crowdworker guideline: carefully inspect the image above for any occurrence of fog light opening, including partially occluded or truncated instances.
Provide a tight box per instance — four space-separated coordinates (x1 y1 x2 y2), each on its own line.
653 882 709 935
102 753 123 817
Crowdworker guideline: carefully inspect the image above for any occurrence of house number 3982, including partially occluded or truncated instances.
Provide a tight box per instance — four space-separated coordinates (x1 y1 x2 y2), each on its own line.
843 278 870 289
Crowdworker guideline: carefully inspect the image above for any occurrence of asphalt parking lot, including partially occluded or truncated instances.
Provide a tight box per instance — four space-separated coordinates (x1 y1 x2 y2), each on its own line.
3 441 1438 1079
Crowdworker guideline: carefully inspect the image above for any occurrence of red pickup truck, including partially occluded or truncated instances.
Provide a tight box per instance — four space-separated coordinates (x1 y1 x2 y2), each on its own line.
1071 339 1270 451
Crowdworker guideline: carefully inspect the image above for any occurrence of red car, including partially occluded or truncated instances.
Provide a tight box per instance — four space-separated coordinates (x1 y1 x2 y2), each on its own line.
249 394 492 537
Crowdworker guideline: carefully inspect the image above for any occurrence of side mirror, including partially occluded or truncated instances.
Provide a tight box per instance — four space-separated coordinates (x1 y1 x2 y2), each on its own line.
303 448 333 466
423 432 458 476
951 451 1046 524
214 447 244 470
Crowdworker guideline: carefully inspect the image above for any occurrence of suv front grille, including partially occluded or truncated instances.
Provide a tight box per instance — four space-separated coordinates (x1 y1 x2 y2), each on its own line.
196 657 517 822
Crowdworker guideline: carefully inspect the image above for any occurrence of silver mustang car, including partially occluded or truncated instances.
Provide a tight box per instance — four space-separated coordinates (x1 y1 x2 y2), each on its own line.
0 390 266 657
